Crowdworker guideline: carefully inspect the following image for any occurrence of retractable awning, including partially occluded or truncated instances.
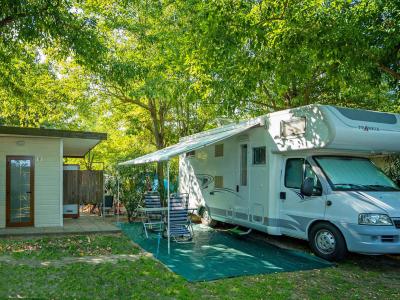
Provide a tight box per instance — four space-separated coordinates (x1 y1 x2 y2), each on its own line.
119 117 262 165
119 117 262 255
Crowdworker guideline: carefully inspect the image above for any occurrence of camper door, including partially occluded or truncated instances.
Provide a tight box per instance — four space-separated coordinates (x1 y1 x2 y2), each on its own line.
234 142 250 222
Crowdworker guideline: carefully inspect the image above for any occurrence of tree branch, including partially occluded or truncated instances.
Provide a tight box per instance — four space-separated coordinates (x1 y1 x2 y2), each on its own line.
0 1 52 29
247 98 286 111
378 64 400 81
105 90 150 110
0 16 15 27
101 86 150 110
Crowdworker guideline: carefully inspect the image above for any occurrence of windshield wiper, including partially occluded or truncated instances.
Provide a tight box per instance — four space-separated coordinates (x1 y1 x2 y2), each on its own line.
365 184 400 191
333 183 375 190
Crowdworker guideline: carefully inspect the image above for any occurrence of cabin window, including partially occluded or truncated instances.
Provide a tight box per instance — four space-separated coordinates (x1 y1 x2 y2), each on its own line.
215 144 224 157
186 150 195 158
285 158 322 195
281 117 306 138
285 158 304 189
214 176 224 188
253 147 266 165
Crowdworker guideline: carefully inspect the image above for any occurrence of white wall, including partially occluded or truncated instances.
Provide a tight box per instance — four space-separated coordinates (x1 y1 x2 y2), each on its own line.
0 136 62 228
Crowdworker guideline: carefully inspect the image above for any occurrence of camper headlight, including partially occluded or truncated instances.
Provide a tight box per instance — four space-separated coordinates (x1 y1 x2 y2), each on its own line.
358 214 393 226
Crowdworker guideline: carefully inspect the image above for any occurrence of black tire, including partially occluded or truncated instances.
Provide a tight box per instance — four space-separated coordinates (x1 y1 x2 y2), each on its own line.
200 206 218 227
162 228 168 239
308 222 347 261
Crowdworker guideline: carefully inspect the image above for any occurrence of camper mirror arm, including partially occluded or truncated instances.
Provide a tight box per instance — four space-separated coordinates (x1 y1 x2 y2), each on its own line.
301 177 314 197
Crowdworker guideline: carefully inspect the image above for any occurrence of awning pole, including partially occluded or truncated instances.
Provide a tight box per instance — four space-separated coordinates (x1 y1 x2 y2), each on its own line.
102 170 105 219
167 160 170 255
117 173 120 224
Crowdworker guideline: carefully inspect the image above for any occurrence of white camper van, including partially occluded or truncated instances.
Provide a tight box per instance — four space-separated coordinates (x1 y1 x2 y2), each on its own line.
178 105 400 261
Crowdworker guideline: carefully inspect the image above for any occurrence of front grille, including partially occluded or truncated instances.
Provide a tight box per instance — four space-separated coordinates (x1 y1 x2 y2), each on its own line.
394 220 400 229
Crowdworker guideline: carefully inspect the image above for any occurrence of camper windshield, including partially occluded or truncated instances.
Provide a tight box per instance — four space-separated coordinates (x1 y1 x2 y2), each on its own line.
314 156 400 191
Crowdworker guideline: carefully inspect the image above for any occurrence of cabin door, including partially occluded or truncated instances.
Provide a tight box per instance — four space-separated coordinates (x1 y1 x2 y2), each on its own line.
6 156 35 227
234 143 250 222
279 157 326 238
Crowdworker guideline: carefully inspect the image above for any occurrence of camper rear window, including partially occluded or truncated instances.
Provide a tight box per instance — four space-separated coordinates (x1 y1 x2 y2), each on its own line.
281 117 306 138
253 147 266 164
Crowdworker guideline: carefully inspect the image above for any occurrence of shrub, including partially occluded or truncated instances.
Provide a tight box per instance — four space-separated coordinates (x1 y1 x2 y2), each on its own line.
385 155 400 184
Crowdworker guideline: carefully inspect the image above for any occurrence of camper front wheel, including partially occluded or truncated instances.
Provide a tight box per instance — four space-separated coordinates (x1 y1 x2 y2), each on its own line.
200 207 218 227
309 223 347 261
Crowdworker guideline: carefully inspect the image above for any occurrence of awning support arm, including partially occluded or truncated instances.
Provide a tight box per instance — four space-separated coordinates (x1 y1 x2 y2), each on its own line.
167 160 171 255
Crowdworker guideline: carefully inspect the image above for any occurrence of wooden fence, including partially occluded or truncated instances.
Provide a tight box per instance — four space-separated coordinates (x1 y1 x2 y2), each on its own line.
63 170 104 205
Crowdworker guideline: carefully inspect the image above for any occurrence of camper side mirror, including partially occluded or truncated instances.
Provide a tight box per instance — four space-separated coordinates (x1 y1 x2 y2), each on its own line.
301 177 314 197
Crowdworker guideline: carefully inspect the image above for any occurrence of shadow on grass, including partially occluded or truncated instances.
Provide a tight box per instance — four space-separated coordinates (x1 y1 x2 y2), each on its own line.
240 226 400 272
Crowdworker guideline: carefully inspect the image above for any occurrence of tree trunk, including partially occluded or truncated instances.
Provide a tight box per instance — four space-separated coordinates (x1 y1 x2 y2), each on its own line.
127 209 133 223
148 98 166 203
157 162 166 205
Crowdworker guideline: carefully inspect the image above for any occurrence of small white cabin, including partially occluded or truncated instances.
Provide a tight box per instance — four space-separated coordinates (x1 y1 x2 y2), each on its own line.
0 126 106 228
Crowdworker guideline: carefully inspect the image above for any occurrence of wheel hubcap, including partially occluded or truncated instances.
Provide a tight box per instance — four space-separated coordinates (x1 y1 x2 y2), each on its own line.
315 229 336 255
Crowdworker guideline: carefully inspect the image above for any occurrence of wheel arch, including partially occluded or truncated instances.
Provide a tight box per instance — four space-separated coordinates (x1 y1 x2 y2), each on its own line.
307 220 348 249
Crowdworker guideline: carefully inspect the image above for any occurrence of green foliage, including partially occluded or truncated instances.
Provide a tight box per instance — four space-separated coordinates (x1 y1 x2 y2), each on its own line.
384 155 400 182
179 0 399 114
0 0 105 65
106 166 153 222
0 0 104 127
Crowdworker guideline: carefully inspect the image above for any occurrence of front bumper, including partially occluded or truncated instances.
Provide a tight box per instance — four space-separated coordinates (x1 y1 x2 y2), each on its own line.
335 222 400 254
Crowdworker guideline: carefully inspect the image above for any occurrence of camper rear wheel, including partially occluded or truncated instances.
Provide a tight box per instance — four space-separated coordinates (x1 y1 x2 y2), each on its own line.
200 207 218 227
308 222 347 261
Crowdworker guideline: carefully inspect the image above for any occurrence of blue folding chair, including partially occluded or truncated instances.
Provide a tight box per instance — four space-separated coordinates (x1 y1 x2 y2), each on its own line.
143 192 164 238
168 194 193 243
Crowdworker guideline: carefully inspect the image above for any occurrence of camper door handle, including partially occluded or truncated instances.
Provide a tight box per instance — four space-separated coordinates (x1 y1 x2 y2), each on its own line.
210 191 214 195
236 185 239 192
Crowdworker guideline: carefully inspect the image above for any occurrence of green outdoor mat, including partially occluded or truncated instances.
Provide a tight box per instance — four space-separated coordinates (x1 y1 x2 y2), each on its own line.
119 222 332 282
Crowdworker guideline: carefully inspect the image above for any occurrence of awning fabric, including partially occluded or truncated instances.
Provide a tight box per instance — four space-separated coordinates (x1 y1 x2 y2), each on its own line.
119 118 262 165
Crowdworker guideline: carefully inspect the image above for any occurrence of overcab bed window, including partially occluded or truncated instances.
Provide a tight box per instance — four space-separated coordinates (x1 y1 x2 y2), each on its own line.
281 117 306 138
186 150 195 158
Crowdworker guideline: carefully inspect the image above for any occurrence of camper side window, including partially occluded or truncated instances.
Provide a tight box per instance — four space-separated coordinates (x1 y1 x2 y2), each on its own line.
215 144 224 157
253 147 266 164
214 176 224 188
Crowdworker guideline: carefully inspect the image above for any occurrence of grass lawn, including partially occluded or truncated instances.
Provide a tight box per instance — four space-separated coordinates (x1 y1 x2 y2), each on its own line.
0 233 399 299
0 234 140 260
